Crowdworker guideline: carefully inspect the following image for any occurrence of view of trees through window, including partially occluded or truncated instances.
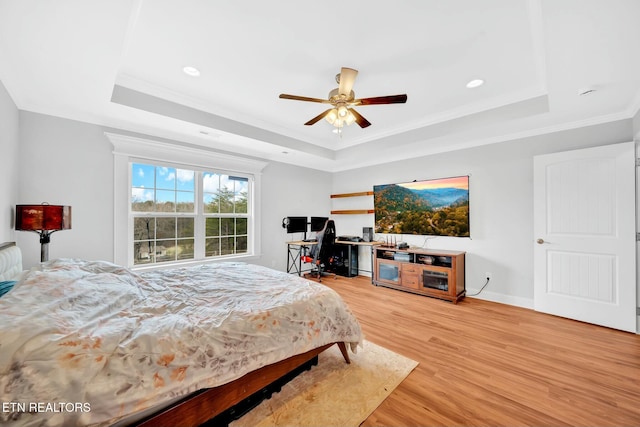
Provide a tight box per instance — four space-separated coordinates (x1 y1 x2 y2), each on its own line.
131 163 249 265
203 172 248 257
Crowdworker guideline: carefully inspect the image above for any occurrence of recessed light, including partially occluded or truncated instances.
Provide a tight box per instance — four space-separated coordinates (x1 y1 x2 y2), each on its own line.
183 66 200 77
466 79 484 88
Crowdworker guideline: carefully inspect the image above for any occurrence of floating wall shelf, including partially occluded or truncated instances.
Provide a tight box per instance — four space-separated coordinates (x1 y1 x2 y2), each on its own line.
330 191 373 198
330 191 374 215
330 209 375 215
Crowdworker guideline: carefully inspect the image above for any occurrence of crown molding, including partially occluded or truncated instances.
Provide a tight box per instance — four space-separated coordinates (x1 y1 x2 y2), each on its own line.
106 131 268 174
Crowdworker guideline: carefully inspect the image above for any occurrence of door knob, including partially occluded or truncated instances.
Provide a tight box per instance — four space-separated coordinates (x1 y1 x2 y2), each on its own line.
536 238 544 244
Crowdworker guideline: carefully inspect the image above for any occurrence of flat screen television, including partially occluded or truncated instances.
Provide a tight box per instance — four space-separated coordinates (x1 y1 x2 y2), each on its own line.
373 175 469 237
286 216 308 233
310 216 329 232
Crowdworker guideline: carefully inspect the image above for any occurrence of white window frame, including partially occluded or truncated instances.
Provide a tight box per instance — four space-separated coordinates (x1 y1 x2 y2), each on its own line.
107 132 267 269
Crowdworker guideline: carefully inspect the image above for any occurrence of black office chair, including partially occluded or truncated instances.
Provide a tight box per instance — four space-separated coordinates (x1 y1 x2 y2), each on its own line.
305 219 337 282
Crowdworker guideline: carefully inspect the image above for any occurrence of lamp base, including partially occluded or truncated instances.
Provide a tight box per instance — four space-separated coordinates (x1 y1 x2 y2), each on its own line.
40 243 49 263
39 232 51 263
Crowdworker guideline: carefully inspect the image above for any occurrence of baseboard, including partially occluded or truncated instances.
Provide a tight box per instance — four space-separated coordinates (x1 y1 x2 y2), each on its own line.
466 288 534 310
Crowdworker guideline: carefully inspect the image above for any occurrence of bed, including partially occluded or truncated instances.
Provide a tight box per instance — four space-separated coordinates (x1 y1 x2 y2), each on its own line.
0 243 363 426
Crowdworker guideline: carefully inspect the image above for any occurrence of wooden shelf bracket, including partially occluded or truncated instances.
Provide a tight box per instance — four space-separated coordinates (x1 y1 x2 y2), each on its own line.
330 191 373 198
330 209 375 215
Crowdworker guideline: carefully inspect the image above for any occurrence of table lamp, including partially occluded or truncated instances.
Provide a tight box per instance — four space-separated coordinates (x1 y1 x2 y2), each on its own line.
15 203 72 262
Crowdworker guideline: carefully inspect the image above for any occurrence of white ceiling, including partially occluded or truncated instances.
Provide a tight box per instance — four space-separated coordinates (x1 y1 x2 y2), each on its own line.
1 0 639 172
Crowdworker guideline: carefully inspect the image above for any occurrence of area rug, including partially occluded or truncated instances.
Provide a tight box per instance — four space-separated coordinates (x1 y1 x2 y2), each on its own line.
230 340 418 427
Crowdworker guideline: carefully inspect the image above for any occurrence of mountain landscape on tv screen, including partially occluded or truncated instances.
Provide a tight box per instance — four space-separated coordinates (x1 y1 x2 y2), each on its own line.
374 182 470 237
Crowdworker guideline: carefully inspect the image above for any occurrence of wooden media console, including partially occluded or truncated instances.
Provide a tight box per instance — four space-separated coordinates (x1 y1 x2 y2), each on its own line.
373 247 465 303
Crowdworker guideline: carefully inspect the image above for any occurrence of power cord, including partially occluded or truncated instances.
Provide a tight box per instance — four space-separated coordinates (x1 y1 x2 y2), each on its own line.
420 236 436 248
467 277 490 297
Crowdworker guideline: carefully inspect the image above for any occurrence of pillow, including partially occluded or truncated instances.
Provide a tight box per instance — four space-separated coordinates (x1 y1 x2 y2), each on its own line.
0 280 17 297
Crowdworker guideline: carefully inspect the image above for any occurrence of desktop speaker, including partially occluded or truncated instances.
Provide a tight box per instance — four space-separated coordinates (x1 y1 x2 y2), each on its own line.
362 227 373 242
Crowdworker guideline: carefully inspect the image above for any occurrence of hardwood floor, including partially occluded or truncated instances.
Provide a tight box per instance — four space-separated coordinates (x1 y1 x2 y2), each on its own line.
320 275 640 426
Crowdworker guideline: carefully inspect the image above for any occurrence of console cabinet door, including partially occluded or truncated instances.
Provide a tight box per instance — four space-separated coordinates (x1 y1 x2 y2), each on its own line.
419 265 452 297
376 259 400 285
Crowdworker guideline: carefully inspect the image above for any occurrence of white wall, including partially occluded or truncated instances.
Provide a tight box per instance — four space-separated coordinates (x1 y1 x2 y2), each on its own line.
15 111 332 270
17 112 114 267
0 80 19 243
258 161 332 272
332 119 633 308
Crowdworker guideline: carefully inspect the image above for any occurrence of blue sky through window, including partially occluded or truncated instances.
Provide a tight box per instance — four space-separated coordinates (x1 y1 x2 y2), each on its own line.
132 164 154 188
132 163 195 209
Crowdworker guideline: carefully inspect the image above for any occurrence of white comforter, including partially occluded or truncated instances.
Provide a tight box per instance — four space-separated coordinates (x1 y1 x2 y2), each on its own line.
0 259 362 426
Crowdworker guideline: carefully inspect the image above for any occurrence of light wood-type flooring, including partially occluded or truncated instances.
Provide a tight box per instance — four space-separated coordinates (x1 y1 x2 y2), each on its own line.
318 274 640 426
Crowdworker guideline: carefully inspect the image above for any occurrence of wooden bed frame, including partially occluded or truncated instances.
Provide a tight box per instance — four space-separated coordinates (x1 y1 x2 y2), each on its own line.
135 342 350 427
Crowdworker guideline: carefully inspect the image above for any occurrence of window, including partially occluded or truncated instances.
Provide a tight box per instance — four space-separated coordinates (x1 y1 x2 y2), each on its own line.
131 164 196 265
108 132 267 268
130 163 251 266
203 173 249 257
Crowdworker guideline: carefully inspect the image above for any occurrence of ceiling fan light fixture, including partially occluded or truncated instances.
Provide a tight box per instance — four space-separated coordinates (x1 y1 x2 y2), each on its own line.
279 67 407 133
325 108 338 125
345 110 356 126
325 107 355 129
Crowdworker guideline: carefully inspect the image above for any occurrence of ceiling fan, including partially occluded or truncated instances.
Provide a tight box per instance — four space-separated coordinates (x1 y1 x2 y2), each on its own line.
279 67 407 131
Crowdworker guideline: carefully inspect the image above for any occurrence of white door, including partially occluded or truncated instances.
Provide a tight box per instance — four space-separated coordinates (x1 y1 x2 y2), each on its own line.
533 142 636 333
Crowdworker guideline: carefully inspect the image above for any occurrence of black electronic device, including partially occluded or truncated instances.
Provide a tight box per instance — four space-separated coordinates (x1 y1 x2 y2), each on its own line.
362 227 373 242
334 244 358 277
285 216 308 233
310 216 329 232
337 235 363 242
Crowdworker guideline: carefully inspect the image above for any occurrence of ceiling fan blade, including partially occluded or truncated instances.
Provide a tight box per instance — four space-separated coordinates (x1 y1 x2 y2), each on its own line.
349 108 371 128
354 94 408 105
338 67 358 97
279 94 330 104
304 108 334 126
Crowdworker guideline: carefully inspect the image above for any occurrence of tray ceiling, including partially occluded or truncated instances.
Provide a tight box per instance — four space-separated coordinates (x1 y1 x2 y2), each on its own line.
1 0 639 171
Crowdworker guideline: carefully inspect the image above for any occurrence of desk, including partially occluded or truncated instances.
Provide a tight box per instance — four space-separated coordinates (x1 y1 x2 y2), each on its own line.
334 240 382 277
286 240 381 278
286 240 317 276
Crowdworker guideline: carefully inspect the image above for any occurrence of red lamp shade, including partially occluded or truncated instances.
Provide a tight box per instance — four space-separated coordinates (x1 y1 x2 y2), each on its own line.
15 204 72 231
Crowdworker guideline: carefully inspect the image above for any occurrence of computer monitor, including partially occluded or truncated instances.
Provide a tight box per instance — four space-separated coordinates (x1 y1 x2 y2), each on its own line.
310 216 329 232
286 216 308 233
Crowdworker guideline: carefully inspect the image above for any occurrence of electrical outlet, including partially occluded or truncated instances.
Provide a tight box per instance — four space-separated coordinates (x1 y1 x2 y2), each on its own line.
485 271 492 281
